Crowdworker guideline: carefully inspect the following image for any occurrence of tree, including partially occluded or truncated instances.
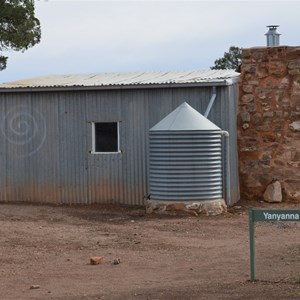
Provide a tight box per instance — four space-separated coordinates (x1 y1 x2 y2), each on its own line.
211 46 242 72
0 0 41 71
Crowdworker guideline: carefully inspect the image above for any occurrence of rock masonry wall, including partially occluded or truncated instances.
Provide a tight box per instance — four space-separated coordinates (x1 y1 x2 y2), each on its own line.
238 46 300 201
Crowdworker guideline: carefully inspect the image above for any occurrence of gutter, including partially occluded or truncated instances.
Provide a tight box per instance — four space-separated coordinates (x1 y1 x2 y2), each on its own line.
0 78 239 94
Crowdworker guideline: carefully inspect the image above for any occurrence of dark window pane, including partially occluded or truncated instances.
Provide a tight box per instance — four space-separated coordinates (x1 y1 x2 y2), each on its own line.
95 122 118 152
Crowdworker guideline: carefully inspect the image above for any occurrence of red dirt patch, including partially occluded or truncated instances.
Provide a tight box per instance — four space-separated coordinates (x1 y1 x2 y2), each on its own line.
0 200 299 299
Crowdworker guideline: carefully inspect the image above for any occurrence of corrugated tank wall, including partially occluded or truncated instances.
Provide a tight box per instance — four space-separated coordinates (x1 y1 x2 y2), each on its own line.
149 130 224 201
0 84 239 205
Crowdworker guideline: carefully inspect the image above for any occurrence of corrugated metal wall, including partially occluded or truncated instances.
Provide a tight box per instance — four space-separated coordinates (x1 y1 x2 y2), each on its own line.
0 84 239 205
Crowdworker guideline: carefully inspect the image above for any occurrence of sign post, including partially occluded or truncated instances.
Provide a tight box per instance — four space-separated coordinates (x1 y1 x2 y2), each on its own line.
249 208 300 282
249 209 256 281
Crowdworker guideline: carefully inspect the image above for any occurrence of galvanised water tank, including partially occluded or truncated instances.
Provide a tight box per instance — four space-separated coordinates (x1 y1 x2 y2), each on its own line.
149 102 223 201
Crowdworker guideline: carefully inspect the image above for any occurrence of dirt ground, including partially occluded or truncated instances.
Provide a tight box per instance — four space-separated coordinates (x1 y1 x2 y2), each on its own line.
0 200 300 300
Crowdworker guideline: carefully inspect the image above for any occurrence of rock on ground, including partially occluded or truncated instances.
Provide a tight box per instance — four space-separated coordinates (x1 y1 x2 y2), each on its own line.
263 181 282 203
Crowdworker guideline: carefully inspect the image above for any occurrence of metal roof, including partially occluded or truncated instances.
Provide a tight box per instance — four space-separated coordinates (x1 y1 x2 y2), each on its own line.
150 102 221 131
0 70 239 91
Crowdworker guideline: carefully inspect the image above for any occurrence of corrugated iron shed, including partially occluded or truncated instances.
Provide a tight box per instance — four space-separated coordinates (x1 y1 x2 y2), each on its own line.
0 70 240 206
0 70 239 91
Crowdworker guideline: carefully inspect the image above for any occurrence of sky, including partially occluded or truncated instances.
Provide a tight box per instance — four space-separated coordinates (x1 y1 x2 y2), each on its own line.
1 0 300 83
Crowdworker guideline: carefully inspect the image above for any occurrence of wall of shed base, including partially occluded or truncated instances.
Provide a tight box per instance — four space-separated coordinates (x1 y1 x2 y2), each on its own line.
146 199 227 216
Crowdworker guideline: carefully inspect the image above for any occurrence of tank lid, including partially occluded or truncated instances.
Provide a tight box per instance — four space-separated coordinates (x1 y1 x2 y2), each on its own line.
150 102 221 131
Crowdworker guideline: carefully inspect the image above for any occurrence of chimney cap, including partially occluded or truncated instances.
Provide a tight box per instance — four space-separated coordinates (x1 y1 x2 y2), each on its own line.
265 25 281 46
267 25 280 29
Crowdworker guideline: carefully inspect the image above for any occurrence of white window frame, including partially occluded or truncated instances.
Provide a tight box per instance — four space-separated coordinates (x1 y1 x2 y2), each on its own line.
91 122 120 154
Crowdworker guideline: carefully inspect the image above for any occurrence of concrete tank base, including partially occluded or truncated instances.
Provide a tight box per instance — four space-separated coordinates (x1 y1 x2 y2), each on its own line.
146 199 227 216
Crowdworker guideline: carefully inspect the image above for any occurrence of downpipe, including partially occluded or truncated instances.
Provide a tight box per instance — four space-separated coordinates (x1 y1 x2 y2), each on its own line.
203 87 230 205
204 86 217 118
220 130 231 206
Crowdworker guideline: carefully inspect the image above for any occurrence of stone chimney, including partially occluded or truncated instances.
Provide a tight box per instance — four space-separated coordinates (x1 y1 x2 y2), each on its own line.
238 46 300 201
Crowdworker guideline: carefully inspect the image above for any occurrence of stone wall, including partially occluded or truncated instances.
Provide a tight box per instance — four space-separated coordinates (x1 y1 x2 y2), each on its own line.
238 46 300 201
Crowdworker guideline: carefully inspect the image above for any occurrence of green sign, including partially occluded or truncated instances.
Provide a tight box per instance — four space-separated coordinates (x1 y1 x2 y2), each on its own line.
249 208 300 282
251 209 300 222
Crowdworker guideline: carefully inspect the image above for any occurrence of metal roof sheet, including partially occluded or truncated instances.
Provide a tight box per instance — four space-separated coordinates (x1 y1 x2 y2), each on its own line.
0 70 239 90
150 102 221 131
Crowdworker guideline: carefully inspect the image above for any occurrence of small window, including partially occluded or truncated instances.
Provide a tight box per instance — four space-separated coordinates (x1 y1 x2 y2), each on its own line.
93 122 119 153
